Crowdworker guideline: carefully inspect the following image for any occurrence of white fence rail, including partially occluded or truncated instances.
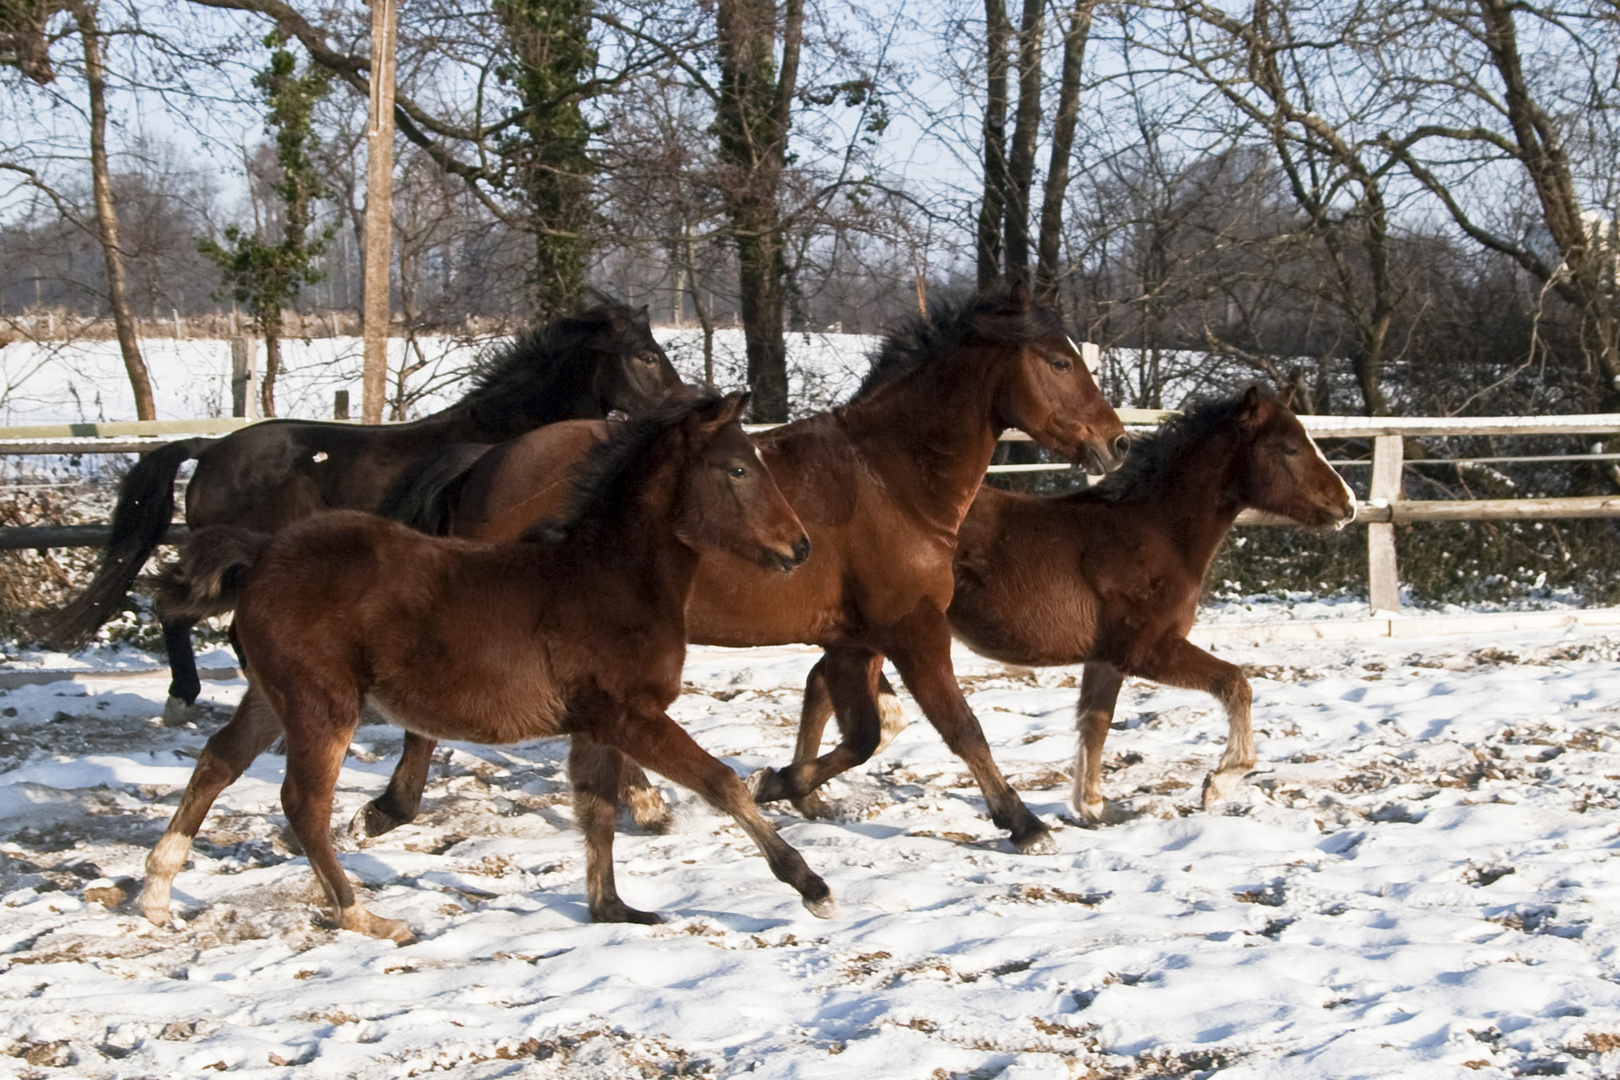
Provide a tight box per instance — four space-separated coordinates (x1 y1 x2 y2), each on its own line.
3 413 1619 618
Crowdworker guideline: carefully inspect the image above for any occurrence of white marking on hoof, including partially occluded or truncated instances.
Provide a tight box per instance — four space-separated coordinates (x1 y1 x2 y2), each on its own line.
138 885 172 926
803 894 838 920
744 768 774 797
1072 793 1106 824
341 905 414 945
1015 830 1059 856
160 696 196 727
312 450 329 463
1202 772 1240 808
874 692 909 753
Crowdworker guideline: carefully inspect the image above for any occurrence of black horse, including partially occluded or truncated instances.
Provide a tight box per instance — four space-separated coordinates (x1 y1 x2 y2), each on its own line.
40 299 684 720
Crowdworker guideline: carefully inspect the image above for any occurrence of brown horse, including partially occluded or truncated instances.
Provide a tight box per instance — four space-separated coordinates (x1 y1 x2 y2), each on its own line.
790 385 1357 823
139 392 828 943
40 299 683 721
359 282 1128 853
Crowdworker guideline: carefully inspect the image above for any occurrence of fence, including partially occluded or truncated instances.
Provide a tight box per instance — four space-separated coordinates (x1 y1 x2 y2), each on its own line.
3 412 1619 617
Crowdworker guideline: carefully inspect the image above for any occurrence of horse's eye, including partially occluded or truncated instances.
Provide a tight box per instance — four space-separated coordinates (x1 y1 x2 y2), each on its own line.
1281 444 1300 457
1050 358 1073 372
640 353 659 365
727 465 748 479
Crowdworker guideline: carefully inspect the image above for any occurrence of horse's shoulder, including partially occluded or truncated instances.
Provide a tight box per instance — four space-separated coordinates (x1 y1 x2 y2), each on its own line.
755 418 861 525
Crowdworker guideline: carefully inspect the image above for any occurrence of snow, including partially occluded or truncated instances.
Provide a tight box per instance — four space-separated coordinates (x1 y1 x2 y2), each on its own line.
0 330 881 427
4 624 1620 1078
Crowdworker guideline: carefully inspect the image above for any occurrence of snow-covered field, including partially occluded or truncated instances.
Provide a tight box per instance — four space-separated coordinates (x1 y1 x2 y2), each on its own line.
4 623 1620 1079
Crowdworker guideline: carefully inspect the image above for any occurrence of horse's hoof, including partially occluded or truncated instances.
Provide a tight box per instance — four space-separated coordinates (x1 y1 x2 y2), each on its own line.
803 892 839 920
792 791 833 820
874 692 908 753
1072 798 1106 825
1201 773 1240 808
342 906 415 944
746 767 790 804
138 894 171 927
1013 828 1058 856
625 785 673 834
590 902 664 925
160 696 197 727
350 802 405 840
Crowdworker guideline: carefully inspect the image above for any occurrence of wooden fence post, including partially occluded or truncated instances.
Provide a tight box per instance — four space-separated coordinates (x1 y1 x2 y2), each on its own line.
230 336 258 420
333 390 350 420
1367 434 1404 613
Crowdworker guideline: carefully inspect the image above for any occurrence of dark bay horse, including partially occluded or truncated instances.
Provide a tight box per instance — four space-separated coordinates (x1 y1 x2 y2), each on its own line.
40 299 682 720
362 282 1128 853
140 392 826 943
791 386 1357 823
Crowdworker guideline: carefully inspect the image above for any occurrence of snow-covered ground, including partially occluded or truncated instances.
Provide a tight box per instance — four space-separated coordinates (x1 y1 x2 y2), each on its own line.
3 622 1620 1079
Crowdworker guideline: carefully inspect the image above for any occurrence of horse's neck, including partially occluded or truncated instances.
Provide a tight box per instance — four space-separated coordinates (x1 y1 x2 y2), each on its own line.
839 369 1000 529
1133 435 1246 572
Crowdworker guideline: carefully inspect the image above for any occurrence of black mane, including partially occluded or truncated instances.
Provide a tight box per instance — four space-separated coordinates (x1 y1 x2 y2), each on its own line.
525 390 723 544
849 281 1064 402
459 299 644 436
1078 391 1260 503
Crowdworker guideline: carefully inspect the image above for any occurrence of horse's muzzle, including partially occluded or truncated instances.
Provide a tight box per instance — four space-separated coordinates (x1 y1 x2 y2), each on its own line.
1080 434 1130 475
764 533 812 572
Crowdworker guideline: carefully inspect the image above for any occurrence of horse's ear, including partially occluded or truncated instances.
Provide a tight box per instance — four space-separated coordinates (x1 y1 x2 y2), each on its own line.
1009 277 1033 309
635 304 650 322
694 391 750 432
1277 383 1298 409
1238 384 1265 427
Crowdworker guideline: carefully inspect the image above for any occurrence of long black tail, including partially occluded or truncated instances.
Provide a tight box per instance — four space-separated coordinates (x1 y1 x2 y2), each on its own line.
376 443 490 536
37 437 212 647
151 525 273 624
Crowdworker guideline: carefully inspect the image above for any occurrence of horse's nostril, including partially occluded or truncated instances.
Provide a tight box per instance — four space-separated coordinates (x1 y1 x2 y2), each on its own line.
791 535 811 565
1111 434 1130 461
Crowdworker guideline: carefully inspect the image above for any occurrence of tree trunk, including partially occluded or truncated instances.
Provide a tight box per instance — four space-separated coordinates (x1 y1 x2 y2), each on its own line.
75 1 154 421
362 0 397 425
715 0 802 422
1003 0 1044 279
976 0 1012 288
1035 0 1095 303
260 306 281 418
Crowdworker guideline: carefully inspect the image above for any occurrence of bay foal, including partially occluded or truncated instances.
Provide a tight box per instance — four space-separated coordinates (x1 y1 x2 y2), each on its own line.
140 392 828 943
791 386 1357 822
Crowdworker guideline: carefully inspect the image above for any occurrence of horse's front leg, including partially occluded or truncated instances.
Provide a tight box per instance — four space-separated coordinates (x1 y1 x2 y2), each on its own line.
1072 662 1124 823
885 607 1055 855
600 706 835 919
1130 638 1254 809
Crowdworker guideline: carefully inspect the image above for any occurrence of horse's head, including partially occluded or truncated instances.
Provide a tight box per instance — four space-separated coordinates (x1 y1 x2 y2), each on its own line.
677 392 810 573
987 282 1128 475
588 300 685 416
1235 385 1357 528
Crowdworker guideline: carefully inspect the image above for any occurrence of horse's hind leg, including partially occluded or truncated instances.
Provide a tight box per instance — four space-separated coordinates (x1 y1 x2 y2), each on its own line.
886 611 1055 855
619 759 671 833
141 685 281 924
751 647 884 811
569 737 659 923
352 732 439 838
602 707 834 919
160 616 203 725
1072 663 1124 823
280 693 411 944
1131 639 1254 809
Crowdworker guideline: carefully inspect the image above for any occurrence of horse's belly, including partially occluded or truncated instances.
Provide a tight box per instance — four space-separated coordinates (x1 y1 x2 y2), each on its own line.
366 682 568 746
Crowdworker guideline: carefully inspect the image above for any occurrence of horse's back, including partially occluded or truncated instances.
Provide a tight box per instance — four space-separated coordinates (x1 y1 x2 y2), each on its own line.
455 420 612 540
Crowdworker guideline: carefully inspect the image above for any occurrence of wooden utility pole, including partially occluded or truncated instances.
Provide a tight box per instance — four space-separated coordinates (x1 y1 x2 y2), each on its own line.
361 0 398 425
